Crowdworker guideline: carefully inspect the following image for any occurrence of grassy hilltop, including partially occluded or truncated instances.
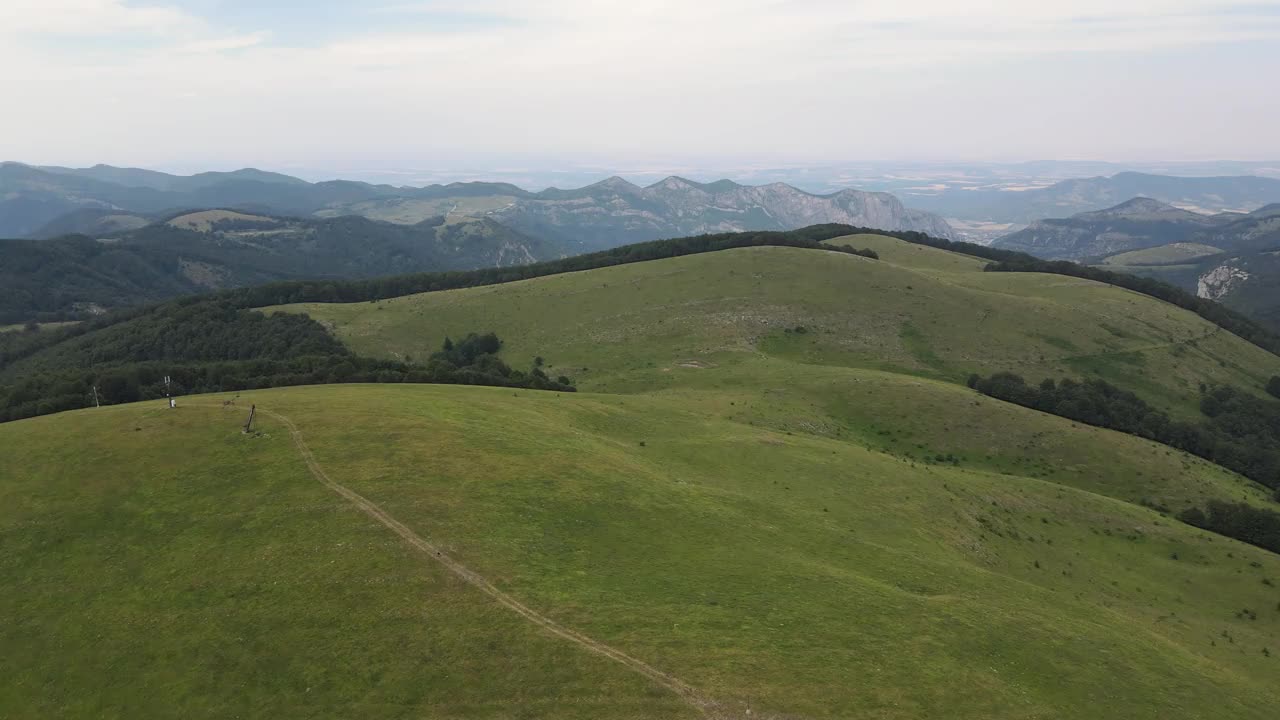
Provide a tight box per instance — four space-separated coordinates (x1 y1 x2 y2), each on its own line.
4 234 1280 718
280 235 1278 418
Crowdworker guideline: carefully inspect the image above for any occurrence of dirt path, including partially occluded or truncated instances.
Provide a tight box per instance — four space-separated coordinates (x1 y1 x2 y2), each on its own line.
254 406 724 718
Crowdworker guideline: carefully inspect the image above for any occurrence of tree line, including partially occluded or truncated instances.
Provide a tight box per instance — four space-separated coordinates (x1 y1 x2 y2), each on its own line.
0 331 572 424
845 227 1280 360
967 372 1280 554
983 257 1280 357
826 227 1280 360
1180 501 1280 555
968 373 1280 496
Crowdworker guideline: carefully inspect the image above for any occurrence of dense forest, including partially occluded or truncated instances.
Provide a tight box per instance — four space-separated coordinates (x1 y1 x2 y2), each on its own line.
967 372 1280 553
0 213 554 324
0 235 203 324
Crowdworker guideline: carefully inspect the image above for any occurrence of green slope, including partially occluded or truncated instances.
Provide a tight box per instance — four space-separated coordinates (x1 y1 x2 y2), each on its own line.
277 239 1279 418
1102 243 1224 266
8 234 1280 718
4 386 1279 718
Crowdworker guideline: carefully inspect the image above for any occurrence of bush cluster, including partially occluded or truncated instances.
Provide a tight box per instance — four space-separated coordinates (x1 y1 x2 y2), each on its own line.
1180 501 1280 555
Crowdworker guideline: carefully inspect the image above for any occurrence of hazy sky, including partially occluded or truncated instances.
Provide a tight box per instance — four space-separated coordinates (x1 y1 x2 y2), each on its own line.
3 0 1279 173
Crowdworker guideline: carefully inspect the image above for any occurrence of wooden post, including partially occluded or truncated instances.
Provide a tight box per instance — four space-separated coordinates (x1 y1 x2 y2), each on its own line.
243 404 256 433
91 385 100 408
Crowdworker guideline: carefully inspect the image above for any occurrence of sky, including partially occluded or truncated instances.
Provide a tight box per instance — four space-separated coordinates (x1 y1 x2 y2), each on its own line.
2 0 1279 176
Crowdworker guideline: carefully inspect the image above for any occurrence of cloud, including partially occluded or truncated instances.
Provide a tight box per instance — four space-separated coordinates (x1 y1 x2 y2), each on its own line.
0 0 195 36
175 32 270 55
1 0 1278 166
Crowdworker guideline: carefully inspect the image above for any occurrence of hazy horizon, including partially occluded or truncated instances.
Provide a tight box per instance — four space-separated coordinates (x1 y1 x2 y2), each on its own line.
3 1 1280 170
8 157 1280 195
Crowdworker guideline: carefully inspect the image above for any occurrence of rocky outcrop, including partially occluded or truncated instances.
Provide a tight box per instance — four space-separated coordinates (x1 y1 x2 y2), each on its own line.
1198 263 1251 300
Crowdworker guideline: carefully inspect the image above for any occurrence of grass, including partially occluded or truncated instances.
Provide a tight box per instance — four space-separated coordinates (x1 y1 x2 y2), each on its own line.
167 210 277 232
279 238 1280 416
3 385 1279 718
831 233 989 273
0 396 684 719
8 234 1280 717
0 320 82 334
1103 243 1224 266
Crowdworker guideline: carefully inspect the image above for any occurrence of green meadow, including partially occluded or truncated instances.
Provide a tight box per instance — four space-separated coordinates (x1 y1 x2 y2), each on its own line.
5 235 1280 717
1102 243 1224 266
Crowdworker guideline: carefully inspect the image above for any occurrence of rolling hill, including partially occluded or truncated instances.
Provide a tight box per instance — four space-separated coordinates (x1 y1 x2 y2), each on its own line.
4 231 1280 718
992 198 1230 260
278 236 1280 420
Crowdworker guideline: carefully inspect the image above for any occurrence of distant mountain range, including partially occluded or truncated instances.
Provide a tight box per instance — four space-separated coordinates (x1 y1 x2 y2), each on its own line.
992 197 1280 331
0 162 955 243
904 171 1280 224
993 197 1279 261
992 198 1237 260
491 175 954 250
0 209 551 324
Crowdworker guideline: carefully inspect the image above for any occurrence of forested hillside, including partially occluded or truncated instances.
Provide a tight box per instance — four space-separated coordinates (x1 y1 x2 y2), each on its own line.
0 211 556 324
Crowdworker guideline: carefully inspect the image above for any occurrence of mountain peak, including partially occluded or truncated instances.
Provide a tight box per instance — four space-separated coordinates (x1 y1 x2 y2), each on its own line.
1079 196 1199 220
1250 202 1280 218
594 175 640 190
1113 197 1176 212
647 176 700 192
646 177 747 194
